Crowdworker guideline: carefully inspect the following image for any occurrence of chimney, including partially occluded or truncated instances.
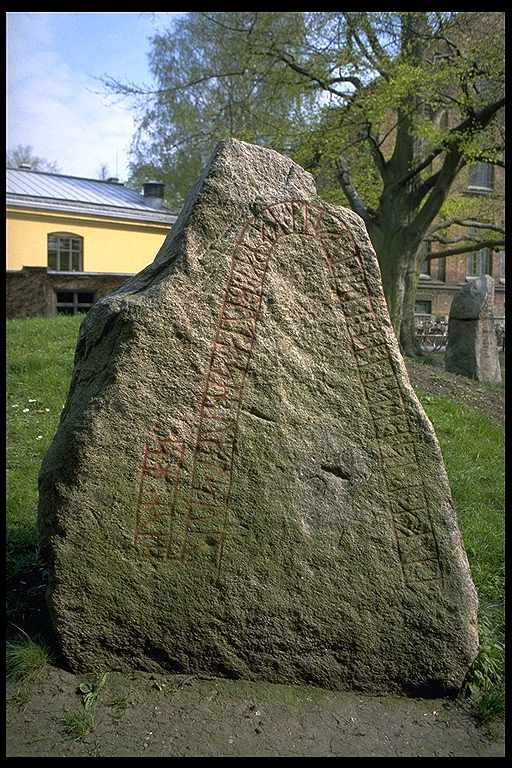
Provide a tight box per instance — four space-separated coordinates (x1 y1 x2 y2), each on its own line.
143 181 165 209
19 163 32 170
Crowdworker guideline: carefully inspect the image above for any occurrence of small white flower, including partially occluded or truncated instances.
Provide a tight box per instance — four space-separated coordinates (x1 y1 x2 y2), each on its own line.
23 408 29 413
28 399 37 403
45 408 50 412
11 404 19 408
36 435 43 440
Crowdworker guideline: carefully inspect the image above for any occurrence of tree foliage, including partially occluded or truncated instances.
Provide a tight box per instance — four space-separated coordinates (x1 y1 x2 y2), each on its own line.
104 12 504 349
111 12 316 206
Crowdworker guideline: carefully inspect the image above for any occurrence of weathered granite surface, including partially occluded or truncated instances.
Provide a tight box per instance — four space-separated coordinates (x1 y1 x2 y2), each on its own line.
446 275 501 383
38 139 478 695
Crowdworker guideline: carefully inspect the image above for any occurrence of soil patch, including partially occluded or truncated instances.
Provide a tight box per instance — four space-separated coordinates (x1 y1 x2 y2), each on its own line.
6 668 505 757
405 357 505 425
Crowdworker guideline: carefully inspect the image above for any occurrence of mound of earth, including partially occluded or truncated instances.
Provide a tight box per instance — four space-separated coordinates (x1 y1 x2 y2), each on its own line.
405 358 504 424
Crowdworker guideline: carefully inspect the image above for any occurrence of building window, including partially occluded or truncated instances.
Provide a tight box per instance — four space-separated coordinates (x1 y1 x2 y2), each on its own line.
48 233 83 271
467 162 494 192
466 225 492 278
437 255 446 282
466 249 492 278
415 299 432 315
439 111 449 130
419 241 432 277
495 251 505 283
55 290 95 315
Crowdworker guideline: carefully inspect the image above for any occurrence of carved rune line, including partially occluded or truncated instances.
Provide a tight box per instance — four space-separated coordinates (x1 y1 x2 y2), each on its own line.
133 200 442 584
133 428 186 560
316 233 442 584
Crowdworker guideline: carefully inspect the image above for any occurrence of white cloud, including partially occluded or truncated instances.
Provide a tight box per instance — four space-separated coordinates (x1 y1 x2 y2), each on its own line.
7 13 137 179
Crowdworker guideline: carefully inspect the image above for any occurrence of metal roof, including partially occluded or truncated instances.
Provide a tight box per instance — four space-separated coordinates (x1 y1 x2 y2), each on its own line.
6 168 177 225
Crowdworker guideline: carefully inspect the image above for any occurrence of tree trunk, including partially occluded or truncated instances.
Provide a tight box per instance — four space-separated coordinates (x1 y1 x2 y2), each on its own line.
400 256 423 357
367 223 409 340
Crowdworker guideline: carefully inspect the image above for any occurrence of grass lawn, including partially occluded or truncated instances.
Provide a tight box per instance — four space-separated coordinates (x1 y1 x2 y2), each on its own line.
6 315 505 718
7 316 80 574
415 389 505 719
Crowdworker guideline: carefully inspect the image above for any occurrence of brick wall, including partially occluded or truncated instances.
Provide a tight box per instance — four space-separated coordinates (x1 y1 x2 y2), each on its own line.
6 267 131 319
417 265 505 319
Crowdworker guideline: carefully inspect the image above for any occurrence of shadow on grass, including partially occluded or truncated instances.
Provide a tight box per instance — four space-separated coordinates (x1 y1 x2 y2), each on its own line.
6 543 66 670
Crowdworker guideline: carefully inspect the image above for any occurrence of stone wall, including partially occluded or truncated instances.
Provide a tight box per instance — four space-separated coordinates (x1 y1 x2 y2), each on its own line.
6 267 131 319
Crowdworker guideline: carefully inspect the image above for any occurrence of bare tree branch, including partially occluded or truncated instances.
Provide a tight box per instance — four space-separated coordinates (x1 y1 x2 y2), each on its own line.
406 147 465 239
342 12 391 79
377 118 399 148
430 234 498 245
364 121 387 178
273 49 362 98
426 239 505 260
428 218 505 236
410 171 442 208
100 70 250 97
198 12 256 35
335 155 370 223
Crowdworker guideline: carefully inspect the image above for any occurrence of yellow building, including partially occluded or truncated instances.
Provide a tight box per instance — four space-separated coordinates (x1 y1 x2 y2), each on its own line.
6 168 176 318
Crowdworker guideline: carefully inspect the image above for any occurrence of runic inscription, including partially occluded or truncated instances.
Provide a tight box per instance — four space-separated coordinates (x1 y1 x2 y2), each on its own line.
329 244 442 584
136 200 442 583
133 426 185 559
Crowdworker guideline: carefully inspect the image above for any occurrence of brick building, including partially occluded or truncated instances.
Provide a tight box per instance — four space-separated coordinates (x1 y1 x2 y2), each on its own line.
415 13 505 325
415 159 505 323
6 169 176 319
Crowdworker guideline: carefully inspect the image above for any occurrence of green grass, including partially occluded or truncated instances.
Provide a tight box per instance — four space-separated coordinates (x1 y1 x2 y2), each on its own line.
59 670 109 741
7 637 51 682
7 315 82 573
415 388 505 721
6 316 505 722
61 710 96 741
7 635 52 710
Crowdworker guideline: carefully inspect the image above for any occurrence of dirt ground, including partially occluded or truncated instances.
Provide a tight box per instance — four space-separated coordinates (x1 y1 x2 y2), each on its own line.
6 359 506 758
6 668 505 757
405 357 505 425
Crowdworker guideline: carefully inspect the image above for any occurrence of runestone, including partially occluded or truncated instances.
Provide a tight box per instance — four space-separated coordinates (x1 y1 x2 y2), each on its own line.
39 139 478 695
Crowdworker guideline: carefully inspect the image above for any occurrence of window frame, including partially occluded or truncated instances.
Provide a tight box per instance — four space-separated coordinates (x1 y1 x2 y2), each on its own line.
466 249 492 279
466 225 492 278
467 162 495 193
55 289 96 315
48 232 84 272
495 251 505 284
415 299 432 315
437 255 446 282
419 240 432 278
438 110 449 131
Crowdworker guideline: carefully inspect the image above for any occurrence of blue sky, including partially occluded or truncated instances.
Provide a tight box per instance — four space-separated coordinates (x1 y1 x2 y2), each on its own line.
7 12 183 180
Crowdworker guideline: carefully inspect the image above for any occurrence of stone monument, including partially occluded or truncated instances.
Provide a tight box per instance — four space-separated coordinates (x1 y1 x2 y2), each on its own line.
38 139 478 695
445 275 501 383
